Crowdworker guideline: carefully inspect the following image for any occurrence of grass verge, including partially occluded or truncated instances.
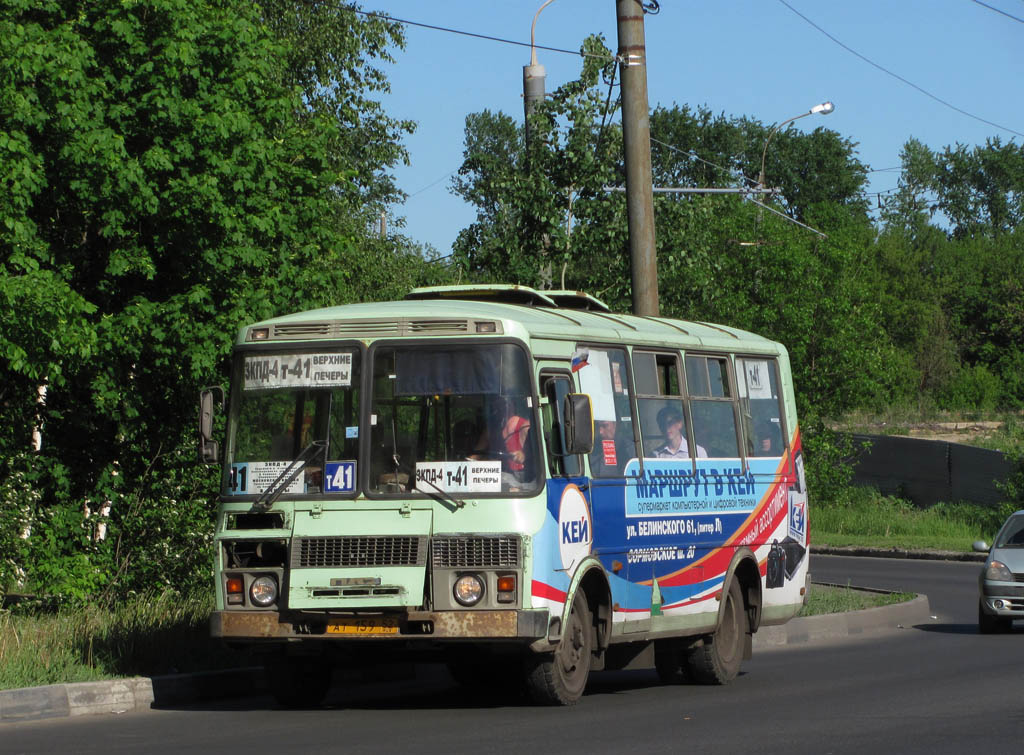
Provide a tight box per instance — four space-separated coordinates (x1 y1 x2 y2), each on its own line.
800 584 914 617
812 487 1012 552
0 591 253 691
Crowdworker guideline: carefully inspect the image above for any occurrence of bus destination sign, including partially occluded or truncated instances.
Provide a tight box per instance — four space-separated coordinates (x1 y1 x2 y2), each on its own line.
243 353 352 390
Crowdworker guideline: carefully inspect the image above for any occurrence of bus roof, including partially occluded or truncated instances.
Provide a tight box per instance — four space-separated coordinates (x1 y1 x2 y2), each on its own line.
239 284 784 354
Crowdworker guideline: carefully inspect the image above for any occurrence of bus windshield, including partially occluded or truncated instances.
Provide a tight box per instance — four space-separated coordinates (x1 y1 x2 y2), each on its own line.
227 350 361 497
369 343 538 496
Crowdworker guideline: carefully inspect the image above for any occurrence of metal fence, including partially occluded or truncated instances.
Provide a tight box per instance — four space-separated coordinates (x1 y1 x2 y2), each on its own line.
848 434 1014 508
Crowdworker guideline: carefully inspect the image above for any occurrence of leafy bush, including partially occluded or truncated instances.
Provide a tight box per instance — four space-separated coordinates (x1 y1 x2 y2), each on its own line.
801 419 868 507
939 364 1002 412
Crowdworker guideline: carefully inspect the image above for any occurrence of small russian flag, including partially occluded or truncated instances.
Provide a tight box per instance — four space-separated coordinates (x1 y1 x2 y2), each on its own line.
571 348 589 373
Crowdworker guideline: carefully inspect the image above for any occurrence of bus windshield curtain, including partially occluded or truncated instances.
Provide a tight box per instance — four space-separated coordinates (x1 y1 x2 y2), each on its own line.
395 349 501 396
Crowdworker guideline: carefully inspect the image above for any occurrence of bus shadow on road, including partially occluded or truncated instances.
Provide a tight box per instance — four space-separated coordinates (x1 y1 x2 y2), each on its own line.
155 666 746 712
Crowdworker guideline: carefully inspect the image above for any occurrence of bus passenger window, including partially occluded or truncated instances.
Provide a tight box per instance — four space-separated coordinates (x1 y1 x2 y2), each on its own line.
685 354 740 459
634 351 705 459
576 347 638 477
737 357 786 457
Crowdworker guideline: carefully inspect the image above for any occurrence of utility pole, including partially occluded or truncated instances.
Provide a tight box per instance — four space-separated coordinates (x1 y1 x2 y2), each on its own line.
616 0 659 316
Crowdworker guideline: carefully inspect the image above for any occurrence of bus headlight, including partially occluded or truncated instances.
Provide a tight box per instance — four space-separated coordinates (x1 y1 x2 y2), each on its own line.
249 575 278 607
453 574 484 606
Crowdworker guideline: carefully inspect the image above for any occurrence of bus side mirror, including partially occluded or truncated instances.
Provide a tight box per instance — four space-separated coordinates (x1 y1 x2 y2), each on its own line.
199 386 225 464
563 394 594 455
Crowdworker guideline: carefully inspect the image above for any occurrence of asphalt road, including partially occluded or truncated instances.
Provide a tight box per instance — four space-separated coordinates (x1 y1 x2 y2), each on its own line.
4 554 1023 754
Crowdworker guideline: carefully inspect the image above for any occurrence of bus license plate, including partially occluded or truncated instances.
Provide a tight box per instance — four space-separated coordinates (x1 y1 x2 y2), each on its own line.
326 617 400 635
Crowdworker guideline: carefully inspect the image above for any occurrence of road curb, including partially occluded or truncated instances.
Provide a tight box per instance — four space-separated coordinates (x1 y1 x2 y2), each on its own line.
813 544 986 562
0 667 266 724
753 593 933 649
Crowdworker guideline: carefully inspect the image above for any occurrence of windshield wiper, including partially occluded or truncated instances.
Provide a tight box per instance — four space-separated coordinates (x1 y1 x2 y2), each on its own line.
254 440 326 512
391 452 465 513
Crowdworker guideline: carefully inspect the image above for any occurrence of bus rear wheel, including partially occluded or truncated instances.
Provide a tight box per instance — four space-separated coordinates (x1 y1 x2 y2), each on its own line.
525 590 593 705
684 579 746 685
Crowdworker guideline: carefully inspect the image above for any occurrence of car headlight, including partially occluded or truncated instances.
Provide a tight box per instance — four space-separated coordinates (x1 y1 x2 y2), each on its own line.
249 575 278 607
985 560 1014 582
453 574 485 606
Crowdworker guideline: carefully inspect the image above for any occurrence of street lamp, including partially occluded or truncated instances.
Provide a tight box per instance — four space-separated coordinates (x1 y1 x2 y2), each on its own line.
523 0 557 127
758 101 834 192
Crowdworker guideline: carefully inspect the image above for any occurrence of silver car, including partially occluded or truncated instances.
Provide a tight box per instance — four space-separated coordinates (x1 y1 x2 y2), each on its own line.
974 510 1024 633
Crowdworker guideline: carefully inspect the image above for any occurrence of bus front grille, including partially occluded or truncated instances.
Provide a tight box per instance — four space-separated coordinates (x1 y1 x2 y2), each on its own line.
431 536 521 568
291 536 427 568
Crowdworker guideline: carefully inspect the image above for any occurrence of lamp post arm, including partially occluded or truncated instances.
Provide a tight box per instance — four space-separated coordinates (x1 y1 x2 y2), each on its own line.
530 0 557 66
758 110 812 187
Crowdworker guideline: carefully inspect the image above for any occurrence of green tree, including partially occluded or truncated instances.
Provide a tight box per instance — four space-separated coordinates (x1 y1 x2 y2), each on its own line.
0 0 425 599
451 35 625 292
649 104 869 223
898 136 1024 239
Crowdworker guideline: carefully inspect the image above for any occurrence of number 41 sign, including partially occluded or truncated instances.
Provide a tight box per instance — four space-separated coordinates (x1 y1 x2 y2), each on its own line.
324 462 356 493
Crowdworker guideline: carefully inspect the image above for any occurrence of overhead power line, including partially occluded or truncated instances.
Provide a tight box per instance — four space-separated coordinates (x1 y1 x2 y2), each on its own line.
971 0 1024 24
776 0 1024 139
649 137 759 186
351 8 616 62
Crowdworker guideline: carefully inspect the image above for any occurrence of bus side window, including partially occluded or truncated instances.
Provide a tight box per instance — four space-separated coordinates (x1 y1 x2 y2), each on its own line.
634 351 700 459
685 354 740 458
577 347 638 477
737 357 786 457
540 373 581 477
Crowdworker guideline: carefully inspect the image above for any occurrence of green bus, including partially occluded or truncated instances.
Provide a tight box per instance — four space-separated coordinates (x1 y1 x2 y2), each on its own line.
199 284 809 706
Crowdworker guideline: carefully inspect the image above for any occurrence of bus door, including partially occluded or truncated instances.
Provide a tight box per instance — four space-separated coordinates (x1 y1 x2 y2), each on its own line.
536 368 590 612
571 347 646 632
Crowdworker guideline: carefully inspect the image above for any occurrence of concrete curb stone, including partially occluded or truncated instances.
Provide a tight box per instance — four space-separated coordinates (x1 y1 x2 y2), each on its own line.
753 594 933 649
0 668 266 724
813 544 986 562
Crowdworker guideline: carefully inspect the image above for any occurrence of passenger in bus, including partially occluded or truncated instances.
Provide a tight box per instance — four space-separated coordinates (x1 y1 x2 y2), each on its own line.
590 419 625 476
655 406 707 459
473 396 533 487
755 418 783 456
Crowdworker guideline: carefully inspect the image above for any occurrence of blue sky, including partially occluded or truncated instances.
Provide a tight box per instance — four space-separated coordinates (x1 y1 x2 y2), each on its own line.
373 0 1024 254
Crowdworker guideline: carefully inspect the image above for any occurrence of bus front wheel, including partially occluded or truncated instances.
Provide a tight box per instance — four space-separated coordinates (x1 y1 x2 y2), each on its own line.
684 579 746 684
525 590 593 705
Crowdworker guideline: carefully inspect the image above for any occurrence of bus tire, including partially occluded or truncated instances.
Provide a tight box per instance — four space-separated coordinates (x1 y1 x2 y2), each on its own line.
524 590 593 705
684 579 746 685
264 656 332 708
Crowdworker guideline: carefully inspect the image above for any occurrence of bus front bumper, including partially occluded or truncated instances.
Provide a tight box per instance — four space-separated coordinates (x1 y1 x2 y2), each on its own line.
211 609 549 641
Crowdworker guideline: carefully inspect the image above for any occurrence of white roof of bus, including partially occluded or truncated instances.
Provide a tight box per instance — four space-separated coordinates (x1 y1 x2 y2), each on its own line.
240 290 783 354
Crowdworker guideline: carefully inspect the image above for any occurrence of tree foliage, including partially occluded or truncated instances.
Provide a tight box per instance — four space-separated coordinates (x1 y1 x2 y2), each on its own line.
0 0 435 599
451 46 899 419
